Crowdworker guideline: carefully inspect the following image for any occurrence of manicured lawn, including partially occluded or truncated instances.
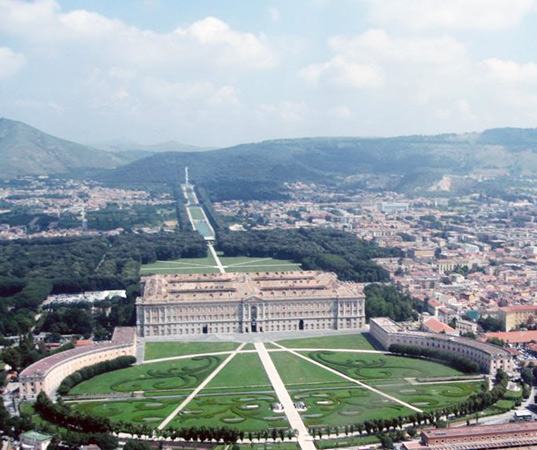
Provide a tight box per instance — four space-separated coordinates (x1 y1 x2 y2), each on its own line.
145 341 238 361
205 353 272 390
381 381 484 410
277 333 377 351
167 390 289 432
140 253 218 275
70 356 222 395
289 385 414 427
306 351 463 381
72 397 184 428
220 256 302 273
271 351 348 386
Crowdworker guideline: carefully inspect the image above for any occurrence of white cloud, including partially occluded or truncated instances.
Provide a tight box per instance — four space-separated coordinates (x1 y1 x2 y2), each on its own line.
0 1 277 70
366 0 535 31
0 47 26 80
299 56 383 89
328 29 466 65
483 58 537 82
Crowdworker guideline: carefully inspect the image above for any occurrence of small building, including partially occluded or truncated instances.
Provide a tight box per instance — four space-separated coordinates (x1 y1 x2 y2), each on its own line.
422 317 457 335
499 305 537 331
20 431 53 450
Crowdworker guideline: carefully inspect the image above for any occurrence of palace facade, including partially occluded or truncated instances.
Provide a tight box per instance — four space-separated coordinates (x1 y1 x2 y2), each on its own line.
136 271 366 337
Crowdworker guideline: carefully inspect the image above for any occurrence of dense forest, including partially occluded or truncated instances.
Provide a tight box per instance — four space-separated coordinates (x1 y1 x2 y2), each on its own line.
217 228 400 282
0 232 205 337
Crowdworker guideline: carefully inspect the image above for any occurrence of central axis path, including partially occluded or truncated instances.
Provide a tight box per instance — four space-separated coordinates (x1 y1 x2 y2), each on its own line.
255 342 316 450
157 342 246 430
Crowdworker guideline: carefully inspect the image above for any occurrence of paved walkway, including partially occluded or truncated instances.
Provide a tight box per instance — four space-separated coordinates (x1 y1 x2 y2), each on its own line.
255 342 316 450
271 342 423 413
208 244 226 274
157 343 246 430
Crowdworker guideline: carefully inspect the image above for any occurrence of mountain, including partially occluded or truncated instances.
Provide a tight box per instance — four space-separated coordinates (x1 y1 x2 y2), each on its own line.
0 118 126 179
98 128 537 200
92 139 214 153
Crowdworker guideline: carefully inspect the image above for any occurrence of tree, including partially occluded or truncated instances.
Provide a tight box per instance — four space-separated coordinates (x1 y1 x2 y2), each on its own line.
124 440 152 450
92 433 118 450
522 368 535 385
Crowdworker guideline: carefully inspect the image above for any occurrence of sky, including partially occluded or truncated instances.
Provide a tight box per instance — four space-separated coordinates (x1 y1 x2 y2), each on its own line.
1 0 537 148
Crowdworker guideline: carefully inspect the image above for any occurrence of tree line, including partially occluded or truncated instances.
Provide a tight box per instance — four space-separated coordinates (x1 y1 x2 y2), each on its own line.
58 356 136 395
217 228 400 283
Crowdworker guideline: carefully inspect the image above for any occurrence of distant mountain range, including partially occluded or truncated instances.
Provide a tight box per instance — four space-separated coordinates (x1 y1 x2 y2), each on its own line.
3 117 537 200
91 139 214 153
0 118 125 179
99 128 537 199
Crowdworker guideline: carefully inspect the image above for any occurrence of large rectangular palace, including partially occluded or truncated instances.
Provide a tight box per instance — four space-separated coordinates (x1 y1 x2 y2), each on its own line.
136 271 365 337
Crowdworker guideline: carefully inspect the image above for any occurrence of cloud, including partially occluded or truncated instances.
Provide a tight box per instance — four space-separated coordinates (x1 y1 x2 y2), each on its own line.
328 29 466 65
0 0 277 70
366 0 535 31
268 7 280 21
299 56 383 89
483 58 537 82
299 29 467 91
0 47 26 80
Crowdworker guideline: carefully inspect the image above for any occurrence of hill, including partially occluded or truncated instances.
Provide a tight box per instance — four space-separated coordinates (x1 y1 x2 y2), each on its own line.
98 128 537 199
0 118 125 179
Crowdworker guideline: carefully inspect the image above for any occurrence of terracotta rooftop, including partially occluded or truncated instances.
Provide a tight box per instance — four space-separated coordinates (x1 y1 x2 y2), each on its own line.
485 330 537 344
422 318 456 334
138 271 363 304
500 305 537 312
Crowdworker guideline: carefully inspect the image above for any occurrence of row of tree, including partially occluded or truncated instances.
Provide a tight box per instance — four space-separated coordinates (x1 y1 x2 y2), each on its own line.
217 228 400 283
58 356 136 395
389 343 480 373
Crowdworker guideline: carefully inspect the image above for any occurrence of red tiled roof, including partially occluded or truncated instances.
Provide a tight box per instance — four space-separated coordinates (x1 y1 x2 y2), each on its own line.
485 330 537 344
500 304 537 312
423 318 456 334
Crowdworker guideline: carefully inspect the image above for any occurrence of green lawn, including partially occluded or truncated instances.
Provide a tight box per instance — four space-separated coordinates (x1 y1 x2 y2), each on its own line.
289 385 414 427
277 333 377 350
167 390 288 432
271 351 348 386
205 353 272 390
306 351 463 382
220 255 302 273
381 381 484 410
140 253 218 275
72 397 184 428
145 341 238 361
70 356 222 395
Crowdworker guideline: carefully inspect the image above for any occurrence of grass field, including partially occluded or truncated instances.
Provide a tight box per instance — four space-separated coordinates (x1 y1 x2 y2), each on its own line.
307 351 463 382
290 385 413 427
271 351 349 386
205 353 272 390
140 254 219 275
276 333 377 350
73 397 186 428
145 341 239 361
71 356 222 395
168 390 288 431
140 253 301 275
59 338 504 434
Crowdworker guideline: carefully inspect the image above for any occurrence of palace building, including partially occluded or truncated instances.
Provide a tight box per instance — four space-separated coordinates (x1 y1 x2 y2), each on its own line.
19 327 137 401
136 271 366 337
